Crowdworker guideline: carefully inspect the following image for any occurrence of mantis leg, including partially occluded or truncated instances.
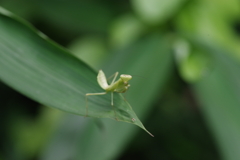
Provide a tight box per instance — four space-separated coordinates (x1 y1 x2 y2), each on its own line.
107 72 119 83
111 92 118 121
85 92 106 117
110 72 119 85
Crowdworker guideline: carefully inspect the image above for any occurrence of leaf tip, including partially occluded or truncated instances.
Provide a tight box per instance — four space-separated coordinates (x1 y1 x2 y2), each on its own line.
145 129 154 137
136 122 154 137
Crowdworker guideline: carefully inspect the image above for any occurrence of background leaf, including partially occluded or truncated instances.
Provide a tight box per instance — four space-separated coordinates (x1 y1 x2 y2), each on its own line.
193 41 240 160
131 0 187 24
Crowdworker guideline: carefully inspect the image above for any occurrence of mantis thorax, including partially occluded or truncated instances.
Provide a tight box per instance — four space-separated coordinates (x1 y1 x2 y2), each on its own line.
104 74 131 93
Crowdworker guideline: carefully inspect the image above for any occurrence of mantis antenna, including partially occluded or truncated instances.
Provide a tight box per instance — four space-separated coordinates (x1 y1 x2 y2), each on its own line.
85 70 132 120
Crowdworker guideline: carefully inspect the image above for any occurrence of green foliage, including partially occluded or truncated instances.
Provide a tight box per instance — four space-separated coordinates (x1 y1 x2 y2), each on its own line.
0 7 152 136
193 42 240 160
41 34 173 160
132 0 187 24
0 0 240 159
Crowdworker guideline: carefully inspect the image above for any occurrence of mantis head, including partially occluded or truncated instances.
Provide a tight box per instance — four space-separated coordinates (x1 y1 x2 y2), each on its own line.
120 74 132 82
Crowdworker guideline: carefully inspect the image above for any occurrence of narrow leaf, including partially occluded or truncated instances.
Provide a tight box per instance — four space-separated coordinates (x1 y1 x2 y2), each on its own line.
0 7 148 133
193 41 240 160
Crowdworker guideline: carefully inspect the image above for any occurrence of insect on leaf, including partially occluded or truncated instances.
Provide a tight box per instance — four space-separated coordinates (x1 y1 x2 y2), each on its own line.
0 7 153 136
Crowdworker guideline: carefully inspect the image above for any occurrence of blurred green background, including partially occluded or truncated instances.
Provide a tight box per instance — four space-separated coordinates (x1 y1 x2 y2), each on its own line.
0 0 240 159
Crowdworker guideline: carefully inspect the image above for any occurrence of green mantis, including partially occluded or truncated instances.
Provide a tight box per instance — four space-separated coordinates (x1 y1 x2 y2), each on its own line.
85 70 132 120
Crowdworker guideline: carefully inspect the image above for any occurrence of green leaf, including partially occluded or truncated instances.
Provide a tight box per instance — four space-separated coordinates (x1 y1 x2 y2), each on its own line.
37 0 113 32
109 14 146 49
173 38 212 82
0 7 150 134
193 42 240 160
12 107 62 158
69 36 108 70
131 0 187 25
41 34 173 160
175 0 240 59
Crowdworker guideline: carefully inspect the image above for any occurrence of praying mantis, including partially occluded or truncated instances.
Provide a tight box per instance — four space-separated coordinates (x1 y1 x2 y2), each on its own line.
85 70 132 120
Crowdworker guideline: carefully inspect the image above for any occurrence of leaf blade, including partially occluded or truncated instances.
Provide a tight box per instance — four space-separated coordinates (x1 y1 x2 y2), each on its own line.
0 7 147 130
